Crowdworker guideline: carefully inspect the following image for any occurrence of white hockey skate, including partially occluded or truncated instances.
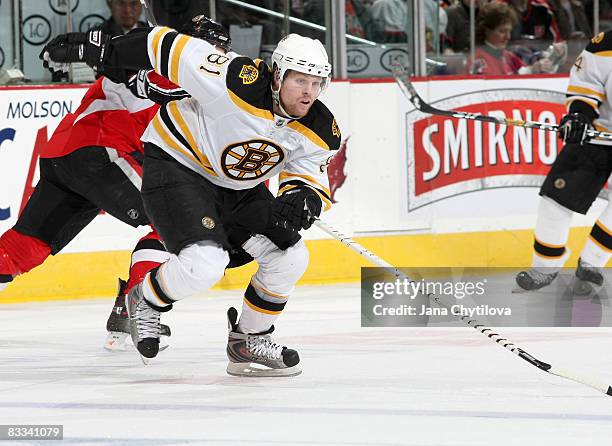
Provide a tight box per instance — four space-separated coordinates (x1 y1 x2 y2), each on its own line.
104 278 170 352
226 307 301 377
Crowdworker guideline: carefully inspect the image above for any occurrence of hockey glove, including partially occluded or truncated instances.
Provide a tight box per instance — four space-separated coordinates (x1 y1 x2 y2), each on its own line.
272 187 322 231
558 112 592 145
39 30 109 73
127 70 191 105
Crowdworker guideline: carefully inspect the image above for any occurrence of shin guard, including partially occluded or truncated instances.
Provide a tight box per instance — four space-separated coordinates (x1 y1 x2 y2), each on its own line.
125 229 170 294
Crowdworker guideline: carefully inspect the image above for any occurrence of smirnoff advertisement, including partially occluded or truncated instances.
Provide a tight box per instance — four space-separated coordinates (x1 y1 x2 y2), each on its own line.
406 89 567 211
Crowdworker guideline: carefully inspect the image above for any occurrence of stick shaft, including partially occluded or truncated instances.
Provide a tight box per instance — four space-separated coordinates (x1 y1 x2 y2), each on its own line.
139 0 158 26
392 66 612 140
314 219 612 396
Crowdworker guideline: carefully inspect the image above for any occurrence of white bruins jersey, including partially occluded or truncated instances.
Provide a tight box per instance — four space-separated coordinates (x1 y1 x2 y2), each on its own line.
141 26 341 210
566 31 612 146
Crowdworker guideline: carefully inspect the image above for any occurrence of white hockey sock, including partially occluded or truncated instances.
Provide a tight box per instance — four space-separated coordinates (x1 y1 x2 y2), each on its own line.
237 286 281 334
532 197 573 269
141 241 229 308
236 236 309 334
141 270 172 309
580 200 612 267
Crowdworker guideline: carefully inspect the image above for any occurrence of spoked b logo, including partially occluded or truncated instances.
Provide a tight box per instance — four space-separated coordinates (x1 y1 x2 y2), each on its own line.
221 139 284 180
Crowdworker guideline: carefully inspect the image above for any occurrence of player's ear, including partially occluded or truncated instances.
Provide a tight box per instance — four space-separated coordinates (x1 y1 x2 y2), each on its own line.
272 63 281 89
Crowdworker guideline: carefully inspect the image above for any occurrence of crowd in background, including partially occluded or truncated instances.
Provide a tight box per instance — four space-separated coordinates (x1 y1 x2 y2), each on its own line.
288 0 606 76
315 0 601 75
6 0 608 81
200 0 605 76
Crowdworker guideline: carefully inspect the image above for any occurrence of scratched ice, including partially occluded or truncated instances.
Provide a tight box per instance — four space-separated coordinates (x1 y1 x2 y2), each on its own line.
1 283 611 445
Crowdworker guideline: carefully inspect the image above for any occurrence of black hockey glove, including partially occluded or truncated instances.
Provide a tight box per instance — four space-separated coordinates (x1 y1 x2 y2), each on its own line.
127 70 191 105
39 30 110 73
272 187 322 231
558 112 592 145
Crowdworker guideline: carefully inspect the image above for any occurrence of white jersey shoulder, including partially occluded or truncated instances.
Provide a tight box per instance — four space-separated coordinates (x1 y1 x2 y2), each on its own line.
141 26 341 209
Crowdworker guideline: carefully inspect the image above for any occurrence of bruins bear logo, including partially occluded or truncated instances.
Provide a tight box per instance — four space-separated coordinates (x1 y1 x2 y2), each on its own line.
331 119 340 138
221 139 285 180
239 64 259 85
592 32 605 44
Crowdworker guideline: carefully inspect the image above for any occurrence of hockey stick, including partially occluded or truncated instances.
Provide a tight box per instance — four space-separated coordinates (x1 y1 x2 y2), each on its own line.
392 65 612 141
314 218 612 397
139 0 158 26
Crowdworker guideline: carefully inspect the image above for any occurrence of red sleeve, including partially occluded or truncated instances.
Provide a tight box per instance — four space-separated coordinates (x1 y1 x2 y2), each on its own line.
146 71 180 90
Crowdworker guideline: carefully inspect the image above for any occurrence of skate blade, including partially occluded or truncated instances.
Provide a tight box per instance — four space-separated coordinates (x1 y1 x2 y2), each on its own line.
511 287 529 294
159 338 169 351
104 332 130 351
226 362 302 377
572 279 600 296
104 332 169 352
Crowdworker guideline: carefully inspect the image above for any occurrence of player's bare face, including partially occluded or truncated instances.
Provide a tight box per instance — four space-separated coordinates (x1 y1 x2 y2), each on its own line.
279 71 324 118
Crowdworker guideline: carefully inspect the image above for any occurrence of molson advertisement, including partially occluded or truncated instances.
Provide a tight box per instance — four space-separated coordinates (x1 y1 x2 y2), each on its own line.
406 88 567 211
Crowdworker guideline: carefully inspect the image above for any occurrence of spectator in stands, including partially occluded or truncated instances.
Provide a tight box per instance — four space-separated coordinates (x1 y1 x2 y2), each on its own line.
445 0 485 53
551 0 591 40
302 0 374 39
97 0 147 36
369 0 409 42
502 0 563 42
425 0 448 51
466 1 558 75
369 0 446 45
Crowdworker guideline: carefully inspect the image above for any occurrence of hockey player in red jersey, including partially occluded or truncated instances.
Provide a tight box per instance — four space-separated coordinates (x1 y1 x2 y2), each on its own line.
0 70 175 350
1 16 230 352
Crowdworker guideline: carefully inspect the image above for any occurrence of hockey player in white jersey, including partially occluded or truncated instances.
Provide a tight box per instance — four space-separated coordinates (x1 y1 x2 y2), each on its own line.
42 19 341 376
516 31 612 292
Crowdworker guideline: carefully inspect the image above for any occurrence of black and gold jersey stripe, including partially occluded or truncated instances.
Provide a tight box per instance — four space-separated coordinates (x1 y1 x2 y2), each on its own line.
294 101 341 151
156 105 217 176
587 31 612 55
226 56 274 120
149 27 191 85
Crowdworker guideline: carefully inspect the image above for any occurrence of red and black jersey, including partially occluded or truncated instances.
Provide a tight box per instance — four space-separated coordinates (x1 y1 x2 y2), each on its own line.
41 72 177 159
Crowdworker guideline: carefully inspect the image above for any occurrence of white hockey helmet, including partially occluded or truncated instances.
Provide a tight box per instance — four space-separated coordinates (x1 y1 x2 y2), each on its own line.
271 33 332 94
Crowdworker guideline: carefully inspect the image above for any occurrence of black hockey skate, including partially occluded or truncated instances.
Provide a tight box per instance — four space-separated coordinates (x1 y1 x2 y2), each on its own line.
126 282 171 362
226 307 301 377
515 269 558 291
573 257 604 295
104 278 171 351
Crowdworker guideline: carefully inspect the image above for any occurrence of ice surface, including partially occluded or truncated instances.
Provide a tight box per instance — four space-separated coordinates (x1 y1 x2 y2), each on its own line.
1 284 611 445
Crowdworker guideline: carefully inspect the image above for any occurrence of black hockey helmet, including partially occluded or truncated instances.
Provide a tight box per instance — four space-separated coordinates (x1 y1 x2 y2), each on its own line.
181 15 231 52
